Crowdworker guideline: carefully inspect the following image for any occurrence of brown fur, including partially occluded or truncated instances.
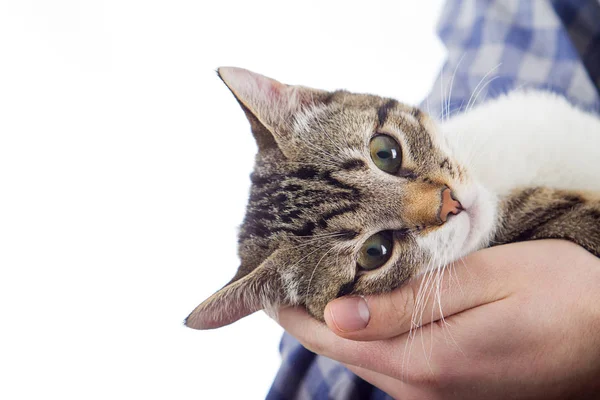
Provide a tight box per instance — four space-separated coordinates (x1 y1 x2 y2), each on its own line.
185 68 600 330
495 188 600 257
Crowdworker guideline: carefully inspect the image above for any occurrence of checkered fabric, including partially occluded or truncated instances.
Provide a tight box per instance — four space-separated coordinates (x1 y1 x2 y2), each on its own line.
424 0 600 120
267 1 600 399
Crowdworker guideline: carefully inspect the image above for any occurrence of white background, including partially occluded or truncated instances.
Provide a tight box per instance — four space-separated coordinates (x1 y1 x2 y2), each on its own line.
0 1 445 398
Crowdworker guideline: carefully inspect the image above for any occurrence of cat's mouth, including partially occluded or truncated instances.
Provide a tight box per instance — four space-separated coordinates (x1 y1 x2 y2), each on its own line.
415 186 488 273
456 184 496 256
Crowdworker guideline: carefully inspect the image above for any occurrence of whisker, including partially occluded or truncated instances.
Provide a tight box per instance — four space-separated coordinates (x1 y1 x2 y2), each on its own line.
446 52 466 122
465 63 501 111
305 243 342 298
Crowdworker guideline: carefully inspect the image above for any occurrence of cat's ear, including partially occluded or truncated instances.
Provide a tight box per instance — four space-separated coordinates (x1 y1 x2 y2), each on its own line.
184 251 284 330
217 67 327 152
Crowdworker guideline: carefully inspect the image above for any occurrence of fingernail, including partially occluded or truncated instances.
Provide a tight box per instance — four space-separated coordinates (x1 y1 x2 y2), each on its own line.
329 296 370 332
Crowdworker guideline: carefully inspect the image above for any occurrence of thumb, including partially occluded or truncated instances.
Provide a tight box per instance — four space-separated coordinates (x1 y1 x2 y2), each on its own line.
324 243 521 341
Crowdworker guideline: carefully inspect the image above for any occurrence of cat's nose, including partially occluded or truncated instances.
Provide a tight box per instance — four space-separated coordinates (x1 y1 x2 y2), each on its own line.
439 188 463 223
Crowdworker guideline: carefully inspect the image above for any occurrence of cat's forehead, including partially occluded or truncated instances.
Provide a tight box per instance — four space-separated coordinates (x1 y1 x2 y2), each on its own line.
293 90 387 132
290 90 436 153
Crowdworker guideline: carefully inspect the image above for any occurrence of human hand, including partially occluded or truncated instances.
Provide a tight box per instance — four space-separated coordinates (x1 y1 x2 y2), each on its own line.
276 240 600 399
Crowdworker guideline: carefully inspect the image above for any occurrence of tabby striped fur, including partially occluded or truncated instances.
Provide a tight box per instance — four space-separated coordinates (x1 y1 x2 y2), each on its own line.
186 68 600 329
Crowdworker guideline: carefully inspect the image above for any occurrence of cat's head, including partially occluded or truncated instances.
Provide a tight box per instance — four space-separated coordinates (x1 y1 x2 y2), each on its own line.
186 67 495 329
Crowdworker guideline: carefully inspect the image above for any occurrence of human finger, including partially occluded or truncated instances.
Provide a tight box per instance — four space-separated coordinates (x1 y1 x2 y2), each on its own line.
276 305 455 378
323 241 537 341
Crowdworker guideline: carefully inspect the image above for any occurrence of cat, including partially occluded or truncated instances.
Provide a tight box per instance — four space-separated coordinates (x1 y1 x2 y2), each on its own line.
185 67 600 330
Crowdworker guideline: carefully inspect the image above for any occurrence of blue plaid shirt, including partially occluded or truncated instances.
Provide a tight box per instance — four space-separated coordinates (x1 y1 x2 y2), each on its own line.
267 1 600 399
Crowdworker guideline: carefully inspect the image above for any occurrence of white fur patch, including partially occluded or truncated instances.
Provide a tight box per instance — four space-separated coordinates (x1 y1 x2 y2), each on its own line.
280 268 301 305
417 90 600 272
442 90 600 195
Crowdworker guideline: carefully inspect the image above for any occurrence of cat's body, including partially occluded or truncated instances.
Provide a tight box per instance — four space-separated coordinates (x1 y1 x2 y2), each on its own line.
443 91 600 195
186 68 600 330
444 90 600 265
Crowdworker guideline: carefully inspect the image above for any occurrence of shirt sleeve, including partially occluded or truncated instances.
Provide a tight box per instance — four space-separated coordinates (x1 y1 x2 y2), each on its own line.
423 0 599 120
267 1 600 399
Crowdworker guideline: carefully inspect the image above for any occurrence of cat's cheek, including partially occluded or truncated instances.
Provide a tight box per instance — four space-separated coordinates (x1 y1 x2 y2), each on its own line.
452 212 476 256
304 298 329 322
449 181 497 255
461 185 498 254
413 211 478 274
280 269 302 306
414 229 459 273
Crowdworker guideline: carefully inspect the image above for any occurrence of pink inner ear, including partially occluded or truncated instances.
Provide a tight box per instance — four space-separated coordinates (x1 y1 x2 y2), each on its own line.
218 66 287 112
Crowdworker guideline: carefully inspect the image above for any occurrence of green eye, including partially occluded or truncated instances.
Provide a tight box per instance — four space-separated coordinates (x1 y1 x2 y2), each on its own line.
358 231 394 270
369 135 402 174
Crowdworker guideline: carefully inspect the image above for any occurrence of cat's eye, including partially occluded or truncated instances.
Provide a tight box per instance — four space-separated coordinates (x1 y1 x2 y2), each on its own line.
357 231 394 270
370 135 402 174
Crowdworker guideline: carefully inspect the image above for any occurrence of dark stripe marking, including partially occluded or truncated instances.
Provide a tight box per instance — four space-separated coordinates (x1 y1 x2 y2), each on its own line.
290 167 318 180
510 198 584 243
341 159 366 171
377 99 399 127
250 167 318 187
321 170 361 198
336 277 359 298
440 158 450 170
322 92 337 104
398 170 418 180
411 107 422 119
507 187 542 212
318 204 360 229
339 229 359 240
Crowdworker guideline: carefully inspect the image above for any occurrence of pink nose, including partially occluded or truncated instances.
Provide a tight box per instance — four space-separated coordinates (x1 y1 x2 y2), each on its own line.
439 188 463 223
